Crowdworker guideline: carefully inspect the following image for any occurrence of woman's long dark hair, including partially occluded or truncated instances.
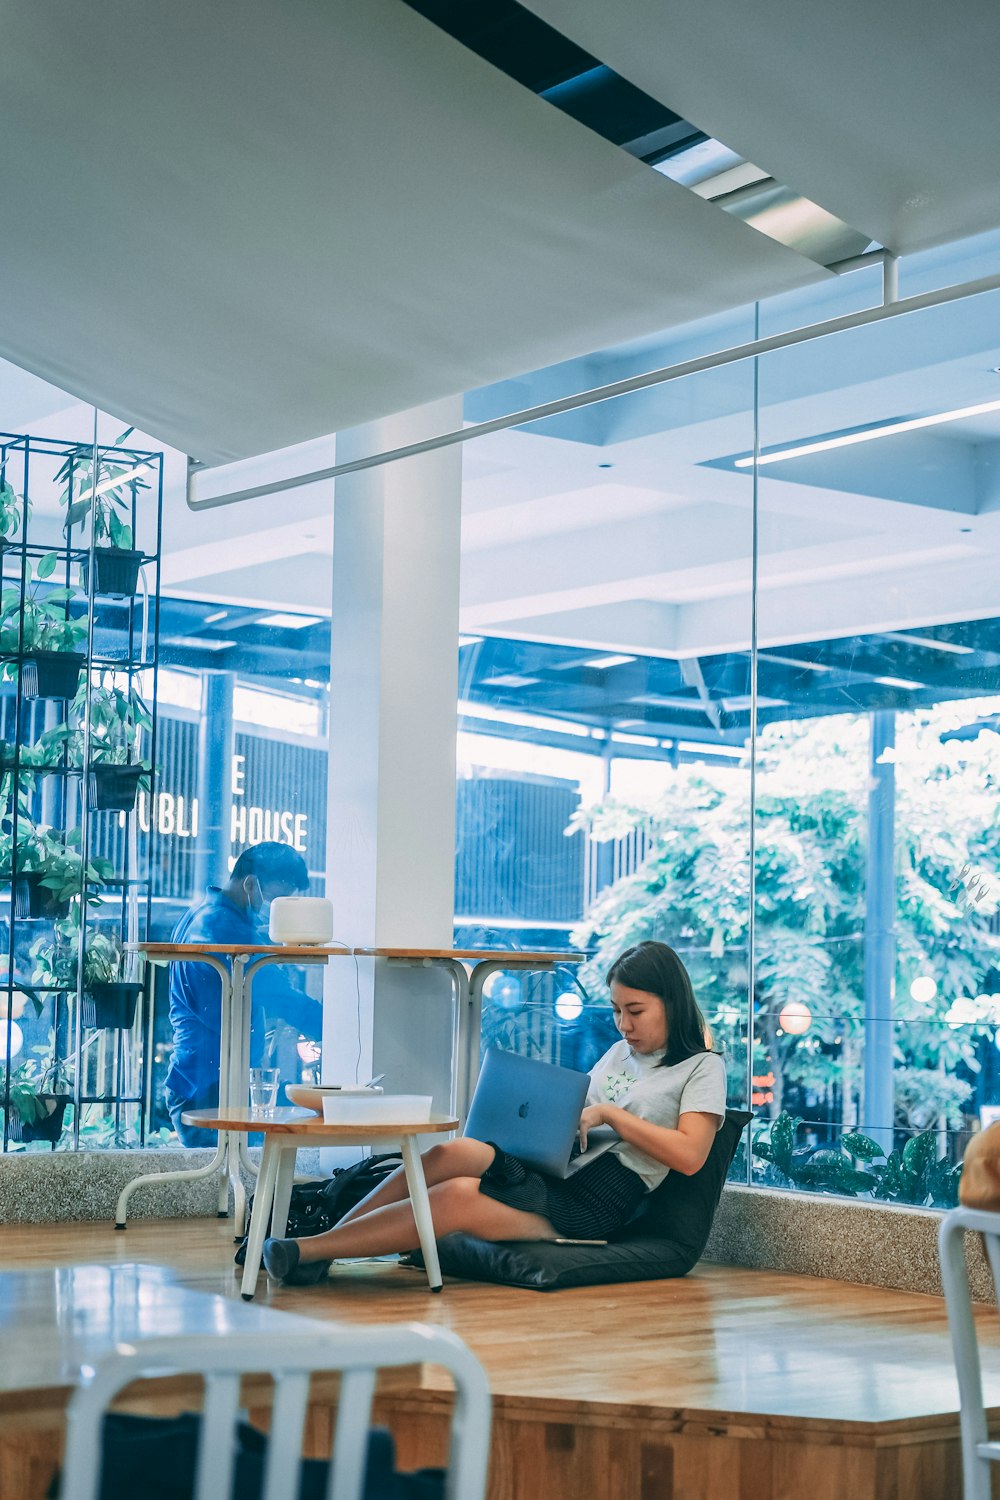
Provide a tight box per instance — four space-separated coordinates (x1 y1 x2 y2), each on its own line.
605 941 711 1067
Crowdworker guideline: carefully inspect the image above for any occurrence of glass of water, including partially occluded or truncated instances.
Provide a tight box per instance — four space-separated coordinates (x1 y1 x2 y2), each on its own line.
249 1067 281 1116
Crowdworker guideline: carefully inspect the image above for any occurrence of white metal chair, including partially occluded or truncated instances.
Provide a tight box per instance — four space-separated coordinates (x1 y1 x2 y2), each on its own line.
60 1323 491 1500
939 1206 1000 1500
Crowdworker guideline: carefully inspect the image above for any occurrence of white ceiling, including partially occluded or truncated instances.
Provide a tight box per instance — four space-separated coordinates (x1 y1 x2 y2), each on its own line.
524 0 1000 255
0 0 827 466
5 255 1000 666
171 271 1000 659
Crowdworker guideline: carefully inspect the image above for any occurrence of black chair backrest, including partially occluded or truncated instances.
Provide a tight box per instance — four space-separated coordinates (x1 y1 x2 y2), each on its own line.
625 1107 753 1256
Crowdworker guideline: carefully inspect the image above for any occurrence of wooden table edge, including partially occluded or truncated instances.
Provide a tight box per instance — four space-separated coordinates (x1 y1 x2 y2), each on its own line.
180 1108 459 1137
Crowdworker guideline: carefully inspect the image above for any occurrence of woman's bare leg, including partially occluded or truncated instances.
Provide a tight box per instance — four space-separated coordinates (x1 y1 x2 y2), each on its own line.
336 1138 495 1226
293 1176 554 1262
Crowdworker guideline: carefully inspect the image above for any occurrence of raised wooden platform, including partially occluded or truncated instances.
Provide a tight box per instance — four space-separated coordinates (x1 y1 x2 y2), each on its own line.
5 1218 1000 1500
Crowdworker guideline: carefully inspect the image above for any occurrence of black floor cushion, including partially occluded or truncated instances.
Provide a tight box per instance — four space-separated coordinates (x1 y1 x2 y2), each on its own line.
413 1108 752 1291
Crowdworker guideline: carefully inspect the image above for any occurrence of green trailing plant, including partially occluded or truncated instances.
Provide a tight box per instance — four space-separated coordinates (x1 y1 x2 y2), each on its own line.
58 430 147 552
751 1110 964 1208
0 476 28 542
1 678 150 774
0 554 87 667
0 1061 47 1126
83 676 152 768
31 918 126 989
1 1046 75 1149
0 823 113 906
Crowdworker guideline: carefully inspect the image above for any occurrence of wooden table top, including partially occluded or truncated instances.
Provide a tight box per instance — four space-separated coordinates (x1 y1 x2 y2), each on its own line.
362 947 581 964
181 1106 459 1137
139 941 356 958
0 1262 332 1400
139 942 580 964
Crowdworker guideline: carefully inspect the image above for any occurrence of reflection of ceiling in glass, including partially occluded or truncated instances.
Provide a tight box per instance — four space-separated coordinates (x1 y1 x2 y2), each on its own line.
456 623 1000 757
133 598 1000 764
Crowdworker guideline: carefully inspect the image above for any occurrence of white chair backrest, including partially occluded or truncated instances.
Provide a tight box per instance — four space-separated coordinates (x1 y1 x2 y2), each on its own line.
939 1206 1000 1500
60 1321 491 1500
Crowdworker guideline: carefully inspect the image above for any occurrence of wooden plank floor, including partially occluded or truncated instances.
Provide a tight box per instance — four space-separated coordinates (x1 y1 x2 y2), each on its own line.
5 1218 1000 1499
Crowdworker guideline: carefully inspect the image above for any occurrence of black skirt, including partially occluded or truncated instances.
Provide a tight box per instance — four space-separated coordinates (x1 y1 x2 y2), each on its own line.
478 1144 646 1239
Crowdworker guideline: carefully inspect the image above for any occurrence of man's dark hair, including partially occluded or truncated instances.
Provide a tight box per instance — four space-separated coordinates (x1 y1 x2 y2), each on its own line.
231 842 309 891
606 940 711 1068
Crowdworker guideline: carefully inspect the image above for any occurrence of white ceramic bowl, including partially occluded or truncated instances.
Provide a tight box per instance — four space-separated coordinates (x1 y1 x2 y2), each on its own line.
322 1093 433 1125
285 1083 382 1113
268 896 335 946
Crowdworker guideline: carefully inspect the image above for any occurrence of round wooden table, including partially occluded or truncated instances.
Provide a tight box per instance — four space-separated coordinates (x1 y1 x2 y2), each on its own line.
182 1106 459 1299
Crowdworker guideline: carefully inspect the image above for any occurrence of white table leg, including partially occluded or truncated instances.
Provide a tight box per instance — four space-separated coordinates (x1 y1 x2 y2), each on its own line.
241 1136 282 1300
115 955 233 1229
270 1147 298 1238
401 1134 442 1292
439 959 472 1125
466 960 557 1115
230 1133 247 1237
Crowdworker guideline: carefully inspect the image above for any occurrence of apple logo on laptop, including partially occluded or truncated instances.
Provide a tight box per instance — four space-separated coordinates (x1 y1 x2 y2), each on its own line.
518 1101 530 1118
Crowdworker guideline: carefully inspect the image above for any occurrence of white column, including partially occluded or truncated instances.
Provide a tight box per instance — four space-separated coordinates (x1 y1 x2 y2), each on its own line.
323 397 462 1113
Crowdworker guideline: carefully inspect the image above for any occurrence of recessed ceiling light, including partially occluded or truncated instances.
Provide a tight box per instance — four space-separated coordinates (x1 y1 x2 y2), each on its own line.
758 652 834 673
734 397 1000 468
481 673 540 688
721 695 788 711
256 612 323 629
611 729 660 746
168 636 236 652
582 654 636 670
883 632 974 655
204 609 229 625
875 675 923 690
458 701 589 737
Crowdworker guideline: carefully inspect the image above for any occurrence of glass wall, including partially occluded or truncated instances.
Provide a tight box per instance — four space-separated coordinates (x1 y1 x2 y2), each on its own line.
460 234 1000 1208
749 283 1000 1203
458 349 757 1120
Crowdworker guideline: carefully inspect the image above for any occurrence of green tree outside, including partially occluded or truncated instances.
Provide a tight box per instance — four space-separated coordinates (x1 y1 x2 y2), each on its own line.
569 701 1000 1153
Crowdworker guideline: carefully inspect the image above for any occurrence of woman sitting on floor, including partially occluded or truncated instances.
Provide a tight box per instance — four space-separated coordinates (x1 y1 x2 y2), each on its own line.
262 939 727 1286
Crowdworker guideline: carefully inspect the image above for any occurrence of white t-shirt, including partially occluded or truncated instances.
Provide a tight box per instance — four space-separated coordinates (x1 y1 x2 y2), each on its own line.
586 1041 727 1191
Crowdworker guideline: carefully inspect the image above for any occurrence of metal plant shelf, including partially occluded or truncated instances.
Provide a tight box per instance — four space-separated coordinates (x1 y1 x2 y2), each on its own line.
0 428 164 1154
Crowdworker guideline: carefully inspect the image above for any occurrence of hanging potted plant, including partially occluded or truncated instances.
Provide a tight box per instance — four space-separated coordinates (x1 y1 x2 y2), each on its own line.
1 1057 74 1147
32 920 141 1031
82 676 152 812
0 720 74 776
0 474 28 556
80 929 143 1030
1 824 114 919
0 554 88 698
58 432 148 599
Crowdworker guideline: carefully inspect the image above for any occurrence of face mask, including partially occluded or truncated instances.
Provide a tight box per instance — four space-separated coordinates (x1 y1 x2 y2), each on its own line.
243 877 270 930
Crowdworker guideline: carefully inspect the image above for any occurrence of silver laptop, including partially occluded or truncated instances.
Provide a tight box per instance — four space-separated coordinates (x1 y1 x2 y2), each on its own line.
465 1047 618 1179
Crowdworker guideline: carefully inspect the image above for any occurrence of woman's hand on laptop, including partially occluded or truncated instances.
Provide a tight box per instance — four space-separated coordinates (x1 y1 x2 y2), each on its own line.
578 1104 608 1152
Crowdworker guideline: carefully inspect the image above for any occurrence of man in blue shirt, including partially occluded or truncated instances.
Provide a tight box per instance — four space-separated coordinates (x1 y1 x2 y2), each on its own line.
164 842 323 1145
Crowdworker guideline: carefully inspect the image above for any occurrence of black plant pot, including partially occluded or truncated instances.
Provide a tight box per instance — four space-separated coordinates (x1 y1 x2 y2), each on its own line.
13 871 71 920
7 1093 72 1146
81 981 142 1031
20 651 85 700
88 763 145 812
80 549 143 599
